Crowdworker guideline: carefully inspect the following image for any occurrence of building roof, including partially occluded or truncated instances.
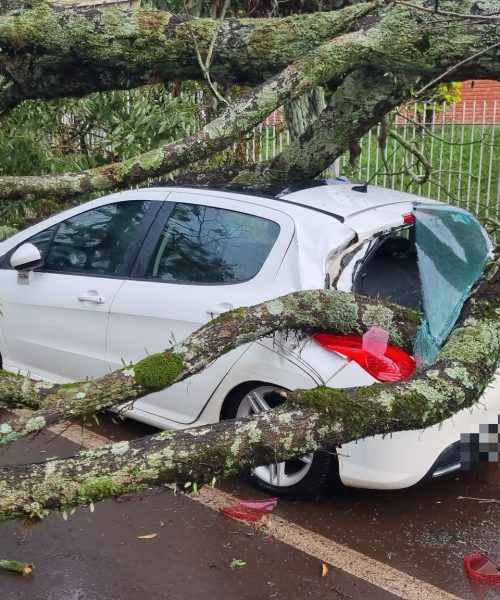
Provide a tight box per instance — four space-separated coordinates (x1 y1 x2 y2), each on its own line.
53 0 139 8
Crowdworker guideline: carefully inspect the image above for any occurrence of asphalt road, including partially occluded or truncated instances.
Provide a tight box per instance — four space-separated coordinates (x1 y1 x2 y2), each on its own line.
0 413 498 600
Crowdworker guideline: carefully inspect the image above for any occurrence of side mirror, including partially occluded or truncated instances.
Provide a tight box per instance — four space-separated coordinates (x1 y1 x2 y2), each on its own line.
10 243 43 272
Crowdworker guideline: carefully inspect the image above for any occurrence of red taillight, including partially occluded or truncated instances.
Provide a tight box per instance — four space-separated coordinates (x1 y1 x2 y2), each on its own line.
313 333 416 382
402 212 414 224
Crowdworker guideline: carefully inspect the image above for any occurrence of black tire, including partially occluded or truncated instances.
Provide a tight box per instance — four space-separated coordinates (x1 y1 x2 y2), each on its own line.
222 382 334 501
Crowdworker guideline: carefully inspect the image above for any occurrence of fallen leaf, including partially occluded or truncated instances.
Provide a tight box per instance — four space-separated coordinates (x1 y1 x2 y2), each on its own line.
230 558 246 569
321 562 329 577
138 533 158 539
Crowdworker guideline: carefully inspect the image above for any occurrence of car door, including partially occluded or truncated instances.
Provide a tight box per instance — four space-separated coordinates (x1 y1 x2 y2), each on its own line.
106 190 295 425
0 197 162 382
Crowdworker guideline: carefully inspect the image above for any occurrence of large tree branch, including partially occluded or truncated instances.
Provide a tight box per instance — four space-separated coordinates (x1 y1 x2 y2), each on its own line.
0 1 497 199
171 69 416 186
0 2 378 110
0 1 498 111
0 256 498 522
233 68 410 184
0 31 376 201
0 289 419 444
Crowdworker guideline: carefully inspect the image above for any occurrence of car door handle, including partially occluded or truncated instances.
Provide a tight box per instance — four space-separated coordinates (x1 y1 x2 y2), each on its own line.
77 294 105 304
207 303 234 316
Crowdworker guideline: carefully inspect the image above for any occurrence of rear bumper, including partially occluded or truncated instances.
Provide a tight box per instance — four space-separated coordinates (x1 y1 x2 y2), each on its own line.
337 372 500 489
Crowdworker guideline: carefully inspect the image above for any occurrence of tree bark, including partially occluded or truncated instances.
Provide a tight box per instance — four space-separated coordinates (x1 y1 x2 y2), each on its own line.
0 289 419 444
0 31 374 200
0 0 497 112
0 1 497 198
0 256 498 521
0 2 377 110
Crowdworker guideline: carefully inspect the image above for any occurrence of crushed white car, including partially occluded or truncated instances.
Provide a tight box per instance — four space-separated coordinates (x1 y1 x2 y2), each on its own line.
0 180 498 498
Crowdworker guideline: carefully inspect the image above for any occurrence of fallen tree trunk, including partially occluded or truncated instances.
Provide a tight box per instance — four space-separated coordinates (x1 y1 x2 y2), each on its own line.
0 284 497 521
0 254 498 521
0 30 375 200
0 2 377 110
0 1 497 198
0 289 419 444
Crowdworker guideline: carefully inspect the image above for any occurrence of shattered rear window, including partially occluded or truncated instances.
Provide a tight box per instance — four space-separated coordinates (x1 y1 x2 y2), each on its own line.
413 203 491 367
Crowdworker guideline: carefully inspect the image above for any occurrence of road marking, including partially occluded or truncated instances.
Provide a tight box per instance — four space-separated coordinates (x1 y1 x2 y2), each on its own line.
12 410 117 449
14 413 463 600
196 486 464 600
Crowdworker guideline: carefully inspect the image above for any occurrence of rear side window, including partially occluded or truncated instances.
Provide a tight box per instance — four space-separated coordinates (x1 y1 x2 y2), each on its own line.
146 203 280 284
353 228 422 310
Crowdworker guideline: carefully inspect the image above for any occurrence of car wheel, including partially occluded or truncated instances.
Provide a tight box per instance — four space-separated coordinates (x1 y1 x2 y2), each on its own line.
223 383 334 500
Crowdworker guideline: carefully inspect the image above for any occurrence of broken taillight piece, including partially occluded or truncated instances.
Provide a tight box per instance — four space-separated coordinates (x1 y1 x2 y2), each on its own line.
313 332 416 382
463 551 500 584
402 212 414 224
220 497 278 522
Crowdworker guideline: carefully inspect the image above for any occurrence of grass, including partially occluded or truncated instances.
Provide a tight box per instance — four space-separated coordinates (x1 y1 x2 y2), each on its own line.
248 123 500 229
340 123 500 224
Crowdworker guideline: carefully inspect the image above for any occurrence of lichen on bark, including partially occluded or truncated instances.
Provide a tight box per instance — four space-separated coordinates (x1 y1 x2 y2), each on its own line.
0 288 419 446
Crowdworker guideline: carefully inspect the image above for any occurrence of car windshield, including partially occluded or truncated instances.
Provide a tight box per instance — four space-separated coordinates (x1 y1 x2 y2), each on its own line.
412 203 491 367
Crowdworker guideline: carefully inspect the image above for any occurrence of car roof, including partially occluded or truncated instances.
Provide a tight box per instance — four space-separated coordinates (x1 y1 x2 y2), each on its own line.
279 181 434 221
154 179 434 223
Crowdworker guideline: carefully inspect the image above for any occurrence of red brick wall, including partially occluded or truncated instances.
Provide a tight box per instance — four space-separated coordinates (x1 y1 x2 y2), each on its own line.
451 80 500 123
264 80 500 127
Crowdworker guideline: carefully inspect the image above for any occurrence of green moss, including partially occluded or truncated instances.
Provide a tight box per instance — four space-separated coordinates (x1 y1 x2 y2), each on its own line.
205 306 247 327
77 476 121 503
133 352 184 391
290 387 386 439
440 322 499 365
24 416 46 433
59 381 82 390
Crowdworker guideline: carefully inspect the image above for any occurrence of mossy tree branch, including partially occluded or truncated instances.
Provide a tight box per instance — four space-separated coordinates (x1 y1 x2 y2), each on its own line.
0 289 419 445
0 254 498 522
0 1 497 196
0 31 375 201
0 2 379 110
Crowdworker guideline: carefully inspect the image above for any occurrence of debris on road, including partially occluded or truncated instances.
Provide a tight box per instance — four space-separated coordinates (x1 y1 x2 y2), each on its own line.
0 560 33 575
220 497 278 522
463 551 500 584
458 496 500 504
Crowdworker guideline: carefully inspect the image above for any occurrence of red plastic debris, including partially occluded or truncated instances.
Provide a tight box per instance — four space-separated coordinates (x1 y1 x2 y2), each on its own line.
220 497 278 522
463 551 500 584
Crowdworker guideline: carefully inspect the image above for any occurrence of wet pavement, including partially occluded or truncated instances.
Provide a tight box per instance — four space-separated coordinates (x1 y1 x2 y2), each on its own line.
0 414 498 600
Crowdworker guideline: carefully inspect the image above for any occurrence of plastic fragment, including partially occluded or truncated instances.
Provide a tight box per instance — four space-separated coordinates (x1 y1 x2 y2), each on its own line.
463 551 500 584
362 326 389 356
220 497 278 521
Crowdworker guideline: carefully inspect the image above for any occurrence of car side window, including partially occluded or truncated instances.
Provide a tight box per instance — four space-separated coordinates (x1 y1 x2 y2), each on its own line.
146 203 280 284
43 201 150 277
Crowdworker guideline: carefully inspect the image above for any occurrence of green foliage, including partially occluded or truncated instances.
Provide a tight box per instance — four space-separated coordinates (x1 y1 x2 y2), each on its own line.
0 84 199 227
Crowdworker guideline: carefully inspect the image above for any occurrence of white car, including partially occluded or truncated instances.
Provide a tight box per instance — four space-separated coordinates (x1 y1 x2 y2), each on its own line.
0 181 498 499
